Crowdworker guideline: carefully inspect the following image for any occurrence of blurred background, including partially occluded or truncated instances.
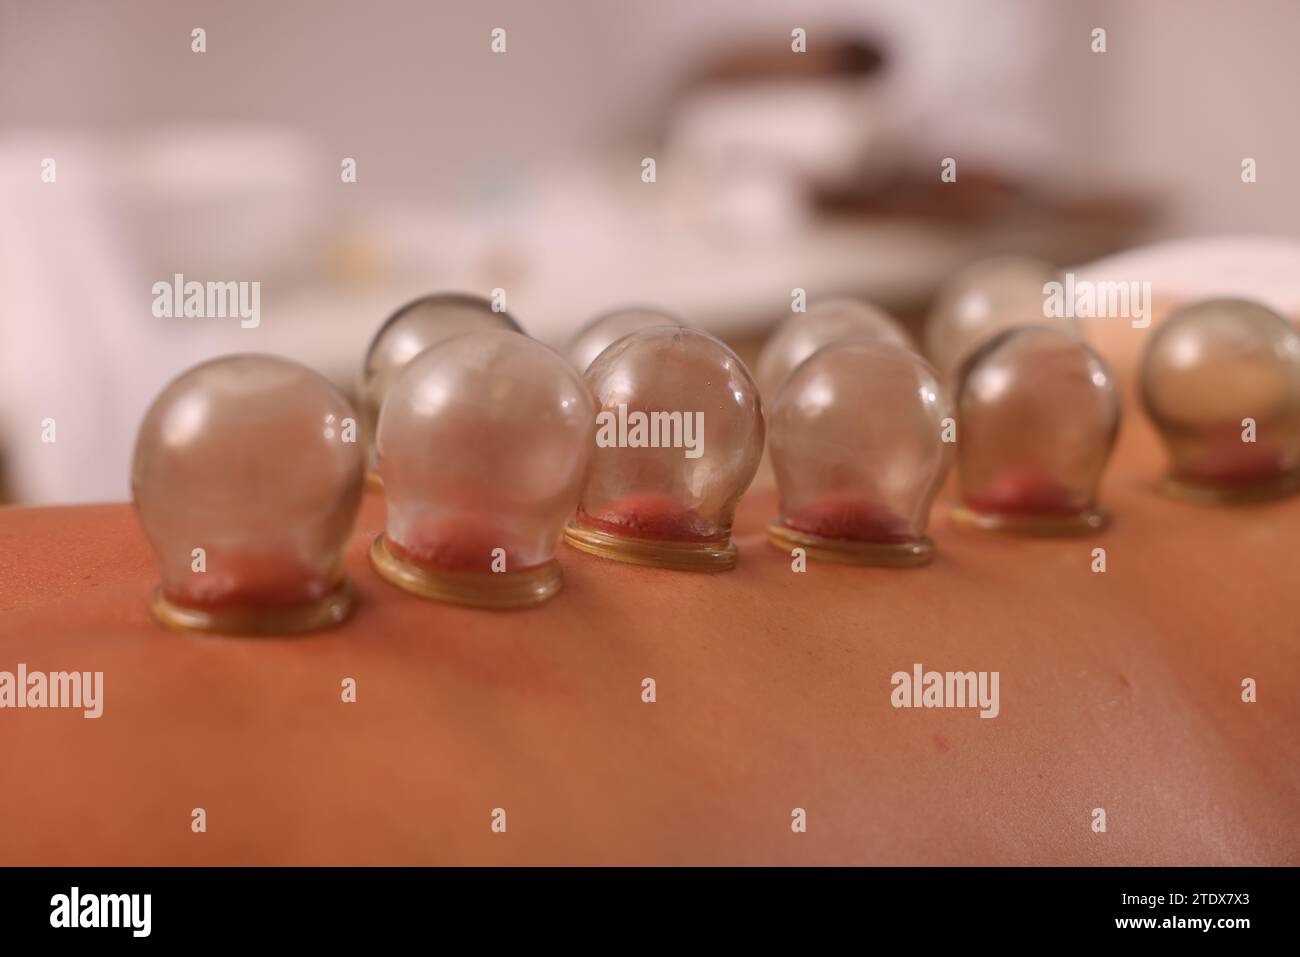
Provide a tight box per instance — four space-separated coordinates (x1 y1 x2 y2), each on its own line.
2 0 1300 503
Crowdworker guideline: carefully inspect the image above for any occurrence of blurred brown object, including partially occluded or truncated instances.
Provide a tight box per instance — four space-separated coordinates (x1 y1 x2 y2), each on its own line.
816 168 1152 228
690 36 887 85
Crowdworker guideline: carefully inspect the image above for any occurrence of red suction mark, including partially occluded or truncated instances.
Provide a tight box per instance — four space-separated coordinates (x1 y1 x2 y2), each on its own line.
965 469 1084 516
165 549 331 610
392 515 522 573
785 496 914 544
578 493 723 543
1185 432 1289 486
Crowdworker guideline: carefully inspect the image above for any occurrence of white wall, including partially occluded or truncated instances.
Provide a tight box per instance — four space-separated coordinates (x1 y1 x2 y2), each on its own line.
3 0 1294 232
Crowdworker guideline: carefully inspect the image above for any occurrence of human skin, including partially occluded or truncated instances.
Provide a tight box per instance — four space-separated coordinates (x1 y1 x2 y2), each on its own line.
0 315 1297 865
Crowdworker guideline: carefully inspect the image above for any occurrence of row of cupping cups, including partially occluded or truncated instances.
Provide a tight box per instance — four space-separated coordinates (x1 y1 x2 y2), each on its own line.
131 281 1300 635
